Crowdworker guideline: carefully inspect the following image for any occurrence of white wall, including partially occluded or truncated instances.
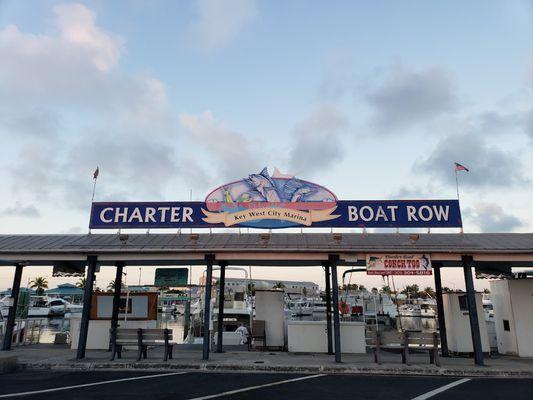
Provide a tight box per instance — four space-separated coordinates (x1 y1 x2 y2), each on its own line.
490 280 518 355
491 279 533 357
70 318 157 350
287 321 366 353
254 290 285 348
443 292 490 353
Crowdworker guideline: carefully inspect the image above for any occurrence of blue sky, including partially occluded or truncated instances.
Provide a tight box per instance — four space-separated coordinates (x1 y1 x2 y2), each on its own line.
0 0 532 289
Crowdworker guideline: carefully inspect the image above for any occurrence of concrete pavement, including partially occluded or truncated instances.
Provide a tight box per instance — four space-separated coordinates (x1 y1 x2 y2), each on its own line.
7 344 533 377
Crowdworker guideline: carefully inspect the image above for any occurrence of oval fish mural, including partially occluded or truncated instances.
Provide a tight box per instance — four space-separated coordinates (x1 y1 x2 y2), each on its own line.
202 167 340 228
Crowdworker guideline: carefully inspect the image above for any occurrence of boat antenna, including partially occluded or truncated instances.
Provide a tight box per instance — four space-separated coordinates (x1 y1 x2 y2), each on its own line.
391 275 402 331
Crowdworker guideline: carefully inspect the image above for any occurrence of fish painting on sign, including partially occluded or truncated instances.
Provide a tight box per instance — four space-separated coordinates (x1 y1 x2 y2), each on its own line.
202 167 340 228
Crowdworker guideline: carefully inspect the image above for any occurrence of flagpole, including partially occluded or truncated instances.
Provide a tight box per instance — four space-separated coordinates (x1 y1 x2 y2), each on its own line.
91 176 98 205
454 164 464 233
89 167 99 234
455 168 460 202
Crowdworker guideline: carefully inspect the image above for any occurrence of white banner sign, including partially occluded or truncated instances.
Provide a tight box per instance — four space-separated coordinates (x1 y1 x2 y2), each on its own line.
366 254 432 275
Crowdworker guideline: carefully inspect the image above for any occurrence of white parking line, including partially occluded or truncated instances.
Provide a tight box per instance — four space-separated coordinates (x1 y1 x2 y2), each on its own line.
186 374 325 400
0 371 189 398
411 378 471 400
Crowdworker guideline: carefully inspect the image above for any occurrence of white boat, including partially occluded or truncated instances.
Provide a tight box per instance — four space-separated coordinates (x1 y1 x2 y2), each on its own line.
1 296 71 318
286 299 313 316
0 312 26 344
398 302 436 318
48 297 82 314
213 291 253 332
482 293 494 321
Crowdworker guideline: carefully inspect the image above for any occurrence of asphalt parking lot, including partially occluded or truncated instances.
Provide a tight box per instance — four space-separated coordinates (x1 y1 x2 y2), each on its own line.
0 370 531 399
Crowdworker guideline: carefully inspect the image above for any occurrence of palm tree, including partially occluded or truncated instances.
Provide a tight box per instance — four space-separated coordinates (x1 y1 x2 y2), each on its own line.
247 282 256 295
107 280 126 292
272 282 286 289
401 284 420 297
76 277 87 289
423 286 436 298
380 285 392 294
30 277 48 295
343 283 359 291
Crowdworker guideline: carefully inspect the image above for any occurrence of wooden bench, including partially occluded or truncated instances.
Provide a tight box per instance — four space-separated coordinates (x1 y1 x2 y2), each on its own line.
110 328 174 361
366 331 440 366
406 331 440 367
248 320 266 350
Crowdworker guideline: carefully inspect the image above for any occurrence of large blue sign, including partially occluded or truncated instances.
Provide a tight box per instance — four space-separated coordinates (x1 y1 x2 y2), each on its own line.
89 168 462 229
90 200 462 229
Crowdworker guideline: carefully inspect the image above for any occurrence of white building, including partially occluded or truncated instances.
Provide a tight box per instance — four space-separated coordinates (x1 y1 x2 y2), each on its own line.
218 278 319 297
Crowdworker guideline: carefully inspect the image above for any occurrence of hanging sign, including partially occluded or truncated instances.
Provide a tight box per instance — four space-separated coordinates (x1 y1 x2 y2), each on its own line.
154 268 189 287
89 167 462 230
366 254 433 275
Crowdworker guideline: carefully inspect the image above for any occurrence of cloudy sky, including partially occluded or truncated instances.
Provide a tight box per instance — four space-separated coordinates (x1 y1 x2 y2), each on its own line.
1 0 532 291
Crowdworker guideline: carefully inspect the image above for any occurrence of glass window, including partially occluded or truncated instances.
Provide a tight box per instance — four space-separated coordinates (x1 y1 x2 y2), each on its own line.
458 295 468 311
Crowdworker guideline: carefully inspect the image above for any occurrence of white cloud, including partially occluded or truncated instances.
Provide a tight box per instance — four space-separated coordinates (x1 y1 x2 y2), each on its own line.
529 58 533 85
366 67 457 132
0 204 40 218
288 105 349 175
189 0 257 51
179 110 261 181
0 4 179 212
53 3 124 71
415 132 528 188
0 5 167 127
465 203 523 232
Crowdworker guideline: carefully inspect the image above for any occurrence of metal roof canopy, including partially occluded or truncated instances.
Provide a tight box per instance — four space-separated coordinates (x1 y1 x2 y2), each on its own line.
0 232 532 267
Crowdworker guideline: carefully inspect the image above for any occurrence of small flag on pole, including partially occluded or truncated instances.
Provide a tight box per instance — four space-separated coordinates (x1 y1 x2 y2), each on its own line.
93 167 99 180
454 162 469 172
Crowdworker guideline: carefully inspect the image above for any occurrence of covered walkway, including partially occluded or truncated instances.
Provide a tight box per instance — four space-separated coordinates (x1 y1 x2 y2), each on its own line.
1 232 533 366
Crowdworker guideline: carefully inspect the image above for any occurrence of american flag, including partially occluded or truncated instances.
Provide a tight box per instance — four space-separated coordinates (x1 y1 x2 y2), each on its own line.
454 162 469 172
93 167 99 180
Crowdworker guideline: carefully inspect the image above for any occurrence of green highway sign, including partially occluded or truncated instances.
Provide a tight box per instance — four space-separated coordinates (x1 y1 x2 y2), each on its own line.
154 268 188 287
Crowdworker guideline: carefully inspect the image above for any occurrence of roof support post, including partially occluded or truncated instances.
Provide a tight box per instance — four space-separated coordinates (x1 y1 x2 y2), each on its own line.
2 263 24 351
462 255 484 366
324 262 333 355
330 254 342 363
215 261 227 353
77 255 98 359
203 254 215 360
109 261 125 350
433 263 449 357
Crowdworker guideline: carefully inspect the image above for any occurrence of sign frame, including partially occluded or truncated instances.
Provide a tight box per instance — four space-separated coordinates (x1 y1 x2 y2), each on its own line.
366 254 433 276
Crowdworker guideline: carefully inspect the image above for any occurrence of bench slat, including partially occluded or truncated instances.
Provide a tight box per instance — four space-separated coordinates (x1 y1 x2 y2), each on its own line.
408 339 436 345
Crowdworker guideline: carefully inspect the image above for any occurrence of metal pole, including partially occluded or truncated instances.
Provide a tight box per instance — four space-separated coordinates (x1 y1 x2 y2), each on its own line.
455 168 460 202
109 261 124 350
2 263 24 351
330 255 341 363
216 262 226 353
203 254 214 360
433 264 449 357
77 256 97 359
462 255 484 366
324 263 333 355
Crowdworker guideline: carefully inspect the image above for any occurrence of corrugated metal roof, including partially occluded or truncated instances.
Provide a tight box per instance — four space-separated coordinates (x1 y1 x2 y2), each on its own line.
0 232 532 254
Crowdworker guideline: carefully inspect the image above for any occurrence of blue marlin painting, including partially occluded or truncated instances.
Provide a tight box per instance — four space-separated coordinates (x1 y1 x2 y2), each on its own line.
204 167 338 228
245 167 282 202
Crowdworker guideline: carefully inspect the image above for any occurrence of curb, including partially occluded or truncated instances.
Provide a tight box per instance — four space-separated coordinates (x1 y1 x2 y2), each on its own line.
0 355 18 374
17 362 533 378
